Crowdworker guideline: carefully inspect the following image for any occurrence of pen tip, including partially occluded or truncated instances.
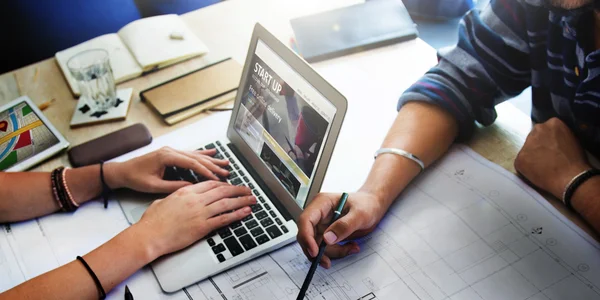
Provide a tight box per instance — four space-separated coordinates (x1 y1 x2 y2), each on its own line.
125 285 130 293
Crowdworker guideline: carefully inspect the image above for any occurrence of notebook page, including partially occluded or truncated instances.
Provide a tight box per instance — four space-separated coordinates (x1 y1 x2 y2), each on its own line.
55 34 142 96
117 14 209 72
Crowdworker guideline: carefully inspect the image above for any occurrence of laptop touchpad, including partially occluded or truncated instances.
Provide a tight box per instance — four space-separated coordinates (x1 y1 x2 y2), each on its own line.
130 202 153 223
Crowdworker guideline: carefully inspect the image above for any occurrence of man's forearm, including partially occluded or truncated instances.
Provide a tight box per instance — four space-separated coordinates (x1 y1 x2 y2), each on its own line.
572 176 600 233
360 101 459 208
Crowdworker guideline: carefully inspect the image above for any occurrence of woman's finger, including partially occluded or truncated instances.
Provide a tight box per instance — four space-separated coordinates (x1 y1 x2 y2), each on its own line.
164 152 219 181
195 149 217 156
200 185 253 205
206 195 257 216
176 149 230 177
206 207 252 230
198 158 229 177
184 180 229 194
146 178 192 194
206 156 230 167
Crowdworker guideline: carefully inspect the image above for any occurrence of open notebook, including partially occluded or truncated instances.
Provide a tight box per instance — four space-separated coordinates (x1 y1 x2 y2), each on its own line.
55 14 209 96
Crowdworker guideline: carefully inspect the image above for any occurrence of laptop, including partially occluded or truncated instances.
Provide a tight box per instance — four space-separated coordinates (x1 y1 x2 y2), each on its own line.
116 23 347 292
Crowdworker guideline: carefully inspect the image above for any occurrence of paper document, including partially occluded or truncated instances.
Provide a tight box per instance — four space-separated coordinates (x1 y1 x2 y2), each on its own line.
2 144 599 300
190 145 600 300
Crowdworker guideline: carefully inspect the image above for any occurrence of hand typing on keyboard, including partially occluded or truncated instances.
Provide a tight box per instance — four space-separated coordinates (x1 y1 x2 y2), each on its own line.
111 146 230 193
138 181 256 258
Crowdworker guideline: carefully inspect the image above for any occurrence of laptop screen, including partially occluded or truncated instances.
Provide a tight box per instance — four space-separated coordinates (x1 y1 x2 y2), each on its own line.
233 39 337 209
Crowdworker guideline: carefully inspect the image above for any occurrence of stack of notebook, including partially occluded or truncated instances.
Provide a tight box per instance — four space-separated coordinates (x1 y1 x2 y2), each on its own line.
140 58 243 125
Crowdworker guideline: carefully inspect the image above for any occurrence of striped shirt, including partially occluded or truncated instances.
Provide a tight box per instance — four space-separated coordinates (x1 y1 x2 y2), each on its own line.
399 0 600 157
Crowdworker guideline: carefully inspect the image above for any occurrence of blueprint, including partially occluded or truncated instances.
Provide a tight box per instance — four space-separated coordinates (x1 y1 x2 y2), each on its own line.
2 145 600 300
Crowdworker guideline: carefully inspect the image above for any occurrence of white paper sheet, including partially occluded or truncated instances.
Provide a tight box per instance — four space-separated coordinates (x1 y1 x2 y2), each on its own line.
2 129 599 300
187 145 600 300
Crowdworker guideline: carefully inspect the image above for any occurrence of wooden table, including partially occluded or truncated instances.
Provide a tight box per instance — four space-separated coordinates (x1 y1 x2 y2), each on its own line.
0 0 596 240
0 0 364 171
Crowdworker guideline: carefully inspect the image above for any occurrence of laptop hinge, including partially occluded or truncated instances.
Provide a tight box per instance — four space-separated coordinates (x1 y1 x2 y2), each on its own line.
228 143 293 221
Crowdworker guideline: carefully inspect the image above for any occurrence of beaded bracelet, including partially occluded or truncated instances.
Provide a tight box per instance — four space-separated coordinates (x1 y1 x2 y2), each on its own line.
56 167 74 212
50 167 78 212
61 168 79 209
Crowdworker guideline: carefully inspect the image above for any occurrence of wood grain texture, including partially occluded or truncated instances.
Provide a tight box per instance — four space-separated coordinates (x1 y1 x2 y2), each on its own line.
0 73 20 104
1 0 363 172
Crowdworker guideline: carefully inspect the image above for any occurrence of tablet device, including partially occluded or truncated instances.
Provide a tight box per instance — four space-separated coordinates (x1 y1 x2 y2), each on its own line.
290 0 418 63
0 96 69 171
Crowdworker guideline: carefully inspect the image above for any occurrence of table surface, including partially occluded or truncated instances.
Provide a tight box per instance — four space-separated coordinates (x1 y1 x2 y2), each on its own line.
0 0 596 240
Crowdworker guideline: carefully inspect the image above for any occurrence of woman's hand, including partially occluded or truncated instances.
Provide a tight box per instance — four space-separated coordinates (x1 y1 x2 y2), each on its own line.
135 180 255 259
0 180 255 300
106 147 230 193
297 191 387 268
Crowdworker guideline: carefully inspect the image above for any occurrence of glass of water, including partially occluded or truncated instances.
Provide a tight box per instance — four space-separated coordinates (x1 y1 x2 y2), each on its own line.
67 49 116 111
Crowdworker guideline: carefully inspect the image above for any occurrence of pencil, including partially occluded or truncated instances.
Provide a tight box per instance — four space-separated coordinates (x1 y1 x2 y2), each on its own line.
38 98 55 111
125 285 134 300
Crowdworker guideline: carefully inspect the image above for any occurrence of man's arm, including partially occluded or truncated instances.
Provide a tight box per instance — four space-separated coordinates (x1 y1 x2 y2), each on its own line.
361 102 459 210
515 118 600 233
297 102 458 268
399 0 533 138
298 0 535 266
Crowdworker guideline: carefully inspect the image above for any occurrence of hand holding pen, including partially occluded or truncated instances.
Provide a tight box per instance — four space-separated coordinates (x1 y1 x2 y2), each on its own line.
296 193 349 300
297 190 386 270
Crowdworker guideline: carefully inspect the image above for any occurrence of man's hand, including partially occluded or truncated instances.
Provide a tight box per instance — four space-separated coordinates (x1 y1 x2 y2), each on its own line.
515 118 591 200
107 147 230 193
297 191 387 269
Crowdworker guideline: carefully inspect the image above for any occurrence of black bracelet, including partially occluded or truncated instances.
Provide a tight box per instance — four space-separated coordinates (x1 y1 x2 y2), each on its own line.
52 167 77 212
50 168 64 211
76 256 106 300
56 167 75 212
99 162 111 209
563 169 600 210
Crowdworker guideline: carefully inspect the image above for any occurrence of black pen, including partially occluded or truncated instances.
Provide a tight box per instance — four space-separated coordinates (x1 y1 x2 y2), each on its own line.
125 285 134 300
296 193 349 300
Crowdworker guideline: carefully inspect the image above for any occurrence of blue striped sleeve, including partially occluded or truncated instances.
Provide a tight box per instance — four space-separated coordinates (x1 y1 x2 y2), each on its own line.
398 0 534 139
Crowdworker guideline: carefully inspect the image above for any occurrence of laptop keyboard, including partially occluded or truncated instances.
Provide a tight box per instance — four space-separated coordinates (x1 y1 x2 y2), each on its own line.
163 141 289 263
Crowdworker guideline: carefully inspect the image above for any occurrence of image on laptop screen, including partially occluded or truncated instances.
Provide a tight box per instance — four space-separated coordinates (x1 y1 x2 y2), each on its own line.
234 40 337 208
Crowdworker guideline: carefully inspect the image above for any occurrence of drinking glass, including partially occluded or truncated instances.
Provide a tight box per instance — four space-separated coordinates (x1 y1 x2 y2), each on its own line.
67 49 116 111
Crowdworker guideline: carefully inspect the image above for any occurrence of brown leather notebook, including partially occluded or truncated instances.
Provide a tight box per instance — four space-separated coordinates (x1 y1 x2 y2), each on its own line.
140 58 242 125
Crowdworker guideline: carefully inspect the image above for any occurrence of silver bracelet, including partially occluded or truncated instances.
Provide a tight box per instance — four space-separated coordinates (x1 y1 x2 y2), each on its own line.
374 148 425 172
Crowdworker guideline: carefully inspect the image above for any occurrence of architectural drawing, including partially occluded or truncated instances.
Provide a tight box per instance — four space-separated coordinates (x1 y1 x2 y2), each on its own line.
2 145 599 300
186 146 600 300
